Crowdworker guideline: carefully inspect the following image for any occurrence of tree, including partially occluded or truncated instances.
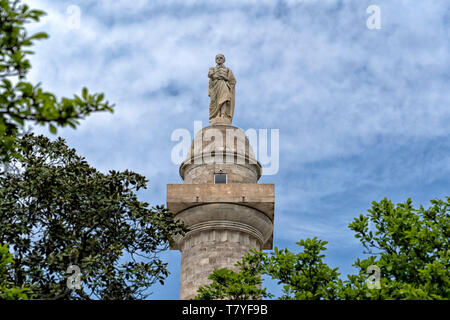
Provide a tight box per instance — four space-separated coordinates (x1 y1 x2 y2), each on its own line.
0 134 186 299
263 238 342 300
0 0 114 161
343 197 449 299
195 197 450 300
0 243 29 299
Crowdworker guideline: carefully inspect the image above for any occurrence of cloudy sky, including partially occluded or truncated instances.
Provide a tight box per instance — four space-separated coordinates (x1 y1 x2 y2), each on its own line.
25 0 450 299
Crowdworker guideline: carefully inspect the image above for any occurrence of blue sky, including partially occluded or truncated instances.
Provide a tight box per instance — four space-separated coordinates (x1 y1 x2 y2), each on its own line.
25 0 450 299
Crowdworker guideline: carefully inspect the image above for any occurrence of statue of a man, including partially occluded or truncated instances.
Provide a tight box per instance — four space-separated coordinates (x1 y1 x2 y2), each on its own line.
208 54 236 124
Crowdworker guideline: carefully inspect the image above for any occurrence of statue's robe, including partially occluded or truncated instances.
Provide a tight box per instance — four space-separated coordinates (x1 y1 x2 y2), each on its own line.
208 66 236 121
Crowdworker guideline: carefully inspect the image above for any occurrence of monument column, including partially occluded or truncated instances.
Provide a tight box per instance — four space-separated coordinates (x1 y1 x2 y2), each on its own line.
167 55 275 300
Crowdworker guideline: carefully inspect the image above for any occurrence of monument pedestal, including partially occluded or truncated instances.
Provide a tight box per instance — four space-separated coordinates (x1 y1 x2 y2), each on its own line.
167 125 275 300
209 116 232 125
167 54 274 300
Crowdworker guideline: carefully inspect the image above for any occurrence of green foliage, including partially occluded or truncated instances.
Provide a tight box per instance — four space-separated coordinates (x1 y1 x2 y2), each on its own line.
0 244 29 299
195 197 450 300
0 134 187 299
343 197 450 299
264 238 342 299
0 0 114 161
195 251 272 300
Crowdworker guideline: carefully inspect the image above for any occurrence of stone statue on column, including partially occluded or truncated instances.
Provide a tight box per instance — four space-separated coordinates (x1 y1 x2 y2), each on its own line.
167 56 274 299
208 54 236 125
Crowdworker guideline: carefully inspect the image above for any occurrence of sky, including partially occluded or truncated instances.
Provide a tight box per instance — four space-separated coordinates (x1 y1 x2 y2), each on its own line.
24 0 450 299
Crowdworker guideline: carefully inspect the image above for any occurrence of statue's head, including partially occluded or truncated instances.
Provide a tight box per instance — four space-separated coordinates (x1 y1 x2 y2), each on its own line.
215 54 225 65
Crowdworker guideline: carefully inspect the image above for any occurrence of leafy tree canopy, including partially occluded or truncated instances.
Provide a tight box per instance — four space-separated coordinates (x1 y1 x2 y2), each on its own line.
0 134 186 299
195 197 450 300
0 243 29 299
0 0 114 161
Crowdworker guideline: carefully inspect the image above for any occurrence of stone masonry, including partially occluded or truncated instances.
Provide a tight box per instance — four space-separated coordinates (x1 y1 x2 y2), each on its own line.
167 124 274 300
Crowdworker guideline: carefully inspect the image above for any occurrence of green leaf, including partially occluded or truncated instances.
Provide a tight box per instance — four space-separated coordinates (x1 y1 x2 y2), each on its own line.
29 32 49 41
49 124 57 134
82 87 88 100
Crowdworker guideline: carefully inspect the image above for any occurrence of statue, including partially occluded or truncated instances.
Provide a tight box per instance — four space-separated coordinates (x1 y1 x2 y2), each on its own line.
208 54 236 125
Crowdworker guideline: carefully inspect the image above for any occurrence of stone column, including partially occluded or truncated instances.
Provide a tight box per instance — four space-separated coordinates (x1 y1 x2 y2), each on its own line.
167 125 274 300
179 226 261 300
